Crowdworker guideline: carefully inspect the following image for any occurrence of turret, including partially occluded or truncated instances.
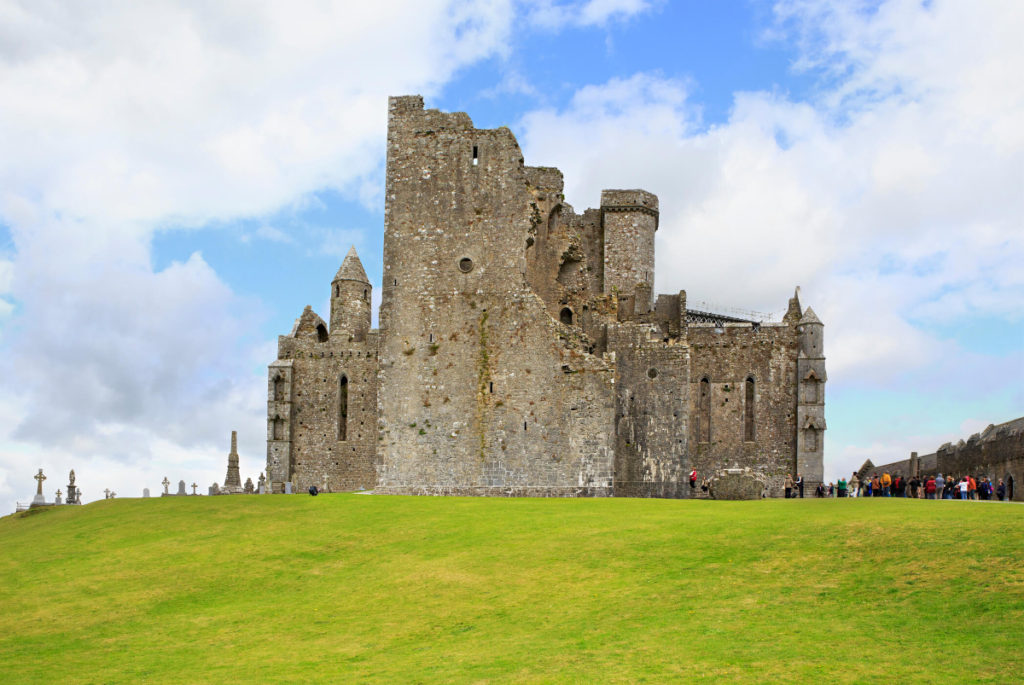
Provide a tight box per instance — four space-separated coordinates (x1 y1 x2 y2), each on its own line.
601 189 658 311
330 246 372 342
798 307 823 357
795 305 826 490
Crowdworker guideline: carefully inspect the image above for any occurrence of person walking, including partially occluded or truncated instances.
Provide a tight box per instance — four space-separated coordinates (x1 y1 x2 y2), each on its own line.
784 474 794 499
796 473 804 499
935 473 945 498
997 479 1006 501
689 469 697 491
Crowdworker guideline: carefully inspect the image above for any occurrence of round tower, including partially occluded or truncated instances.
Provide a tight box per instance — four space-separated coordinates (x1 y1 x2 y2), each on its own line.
601 189 658 311
330 246 372 342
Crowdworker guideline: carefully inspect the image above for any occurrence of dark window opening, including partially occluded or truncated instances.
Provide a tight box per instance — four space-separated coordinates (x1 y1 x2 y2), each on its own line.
459 257 474 273
524 421 528 431
489 382 493 393
698 378 711 443
363 288 368 302
744 377 755 441
647 368 658 380
560 307 573 325
472 145 478 166
338 375 349 441
316 323 328 342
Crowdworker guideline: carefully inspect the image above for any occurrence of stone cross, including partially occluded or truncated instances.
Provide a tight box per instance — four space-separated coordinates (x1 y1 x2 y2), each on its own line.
191 483 197 495
57 489 62 498
162 477 170 495
34 469 46 495
104 488 111 499
55 489 63 505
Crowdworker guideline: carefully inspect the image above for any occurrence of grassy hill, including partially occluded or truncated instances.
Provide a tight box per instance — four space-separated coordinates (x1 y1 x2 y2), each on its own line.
1 495 1021 683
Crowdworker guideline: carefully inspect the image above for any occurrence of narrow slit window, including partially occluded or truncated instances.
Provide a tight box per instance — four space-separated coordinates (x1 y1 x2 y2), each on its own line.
744 377 755 441
338 375 349 441
472 145 479 166
698 378 711 443
489 382 493 393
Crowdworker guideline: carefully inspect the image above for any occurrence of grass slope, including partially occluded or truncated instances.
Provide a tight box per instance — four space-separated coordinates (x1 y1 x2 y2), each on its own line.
1 495 1022 683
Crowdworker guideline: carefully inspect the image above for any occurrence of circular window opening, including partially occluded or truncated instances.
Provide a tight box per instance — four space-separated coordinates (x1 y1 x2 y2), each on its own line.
647 368 658 379
458 257 474 273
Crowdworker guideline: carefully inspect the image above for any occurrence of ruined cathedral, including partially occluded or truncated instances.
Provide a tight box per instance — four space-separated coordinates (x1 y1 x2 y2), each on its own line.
265 96 826 498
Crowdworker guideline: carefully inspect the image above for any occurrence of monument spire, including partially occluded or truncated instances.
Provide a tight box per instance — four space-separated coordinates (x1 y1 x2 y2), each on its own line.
224 430 242 493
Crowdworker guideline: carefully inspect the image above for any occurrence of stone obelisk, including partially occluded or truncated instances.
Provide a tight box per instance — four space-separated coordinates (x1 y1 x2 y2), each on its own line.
223 431 242 494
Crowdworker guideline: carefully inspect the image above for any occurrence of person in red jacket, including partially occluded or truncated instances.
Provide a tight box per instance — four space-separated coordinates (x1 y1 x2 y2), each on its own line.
925 476 937 499
689 469 697 490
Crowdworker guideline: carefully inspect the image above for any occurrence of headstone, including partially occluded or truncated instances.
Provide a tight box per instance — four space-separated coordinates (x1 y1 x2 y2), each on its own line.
243 477 254 495
223 430 242 493
284 481 293 494
208 485 216 496
67 469 78 505
143 488 150 498
258 472 266 493
176 480 187 496
211 482 221 495
55 489 63 505
32 469 47 506
191 482 198 495
258 485 266 495
162 477 170 495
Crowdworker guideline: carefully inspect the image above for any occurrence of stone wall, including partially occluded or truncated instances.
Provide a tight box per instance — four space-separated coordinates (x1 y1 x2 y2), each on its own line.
375 96 616 496
686 322 801 496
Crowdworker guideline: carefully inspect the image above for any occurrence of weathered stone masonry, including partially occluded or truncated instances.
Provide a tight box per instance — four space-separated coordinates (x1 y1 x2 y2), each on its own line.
267 96 826 497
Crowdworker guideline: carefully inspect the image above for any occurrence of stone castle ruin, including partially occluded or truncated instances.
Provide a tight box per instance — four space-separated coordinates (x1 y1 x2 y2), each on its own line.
266 95 826 498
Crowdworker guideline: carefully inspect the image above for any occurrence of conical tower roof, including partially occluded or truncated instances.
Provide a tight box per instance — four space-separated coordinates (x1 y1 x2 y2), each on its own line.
800 307 822 325
333 246 369 283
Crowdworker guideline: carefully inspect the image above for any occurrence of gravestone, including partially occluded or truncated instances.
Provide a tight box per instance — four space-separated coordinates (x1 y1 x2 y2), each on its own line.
143 488 150 498
176 480 187 496
32 469 47 506
208 485 216 496
243 477 254 495
284 481 293 494
258 472 266 494
161 477 170 496
55 489 63 505
67 469 78 505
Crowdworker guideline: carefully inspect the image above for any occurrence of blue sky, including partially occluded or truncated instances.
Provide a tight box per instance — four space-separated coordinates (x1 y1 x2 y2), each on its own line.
0 0 1021 510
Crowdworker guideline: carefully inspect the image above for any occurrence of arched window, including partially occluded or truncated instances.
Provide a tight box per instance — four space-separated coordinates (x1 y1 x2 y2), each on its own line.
744 377 755 442
560 307 573 325
698 377 711 443
338 374 349 441
316 323 328 342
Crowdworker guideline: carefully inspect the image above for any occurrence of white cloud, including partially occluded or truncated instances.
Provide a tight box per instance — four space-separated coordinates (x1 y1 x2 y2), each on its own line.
0 0 518 515
525 0 655 29
519 1 1024 376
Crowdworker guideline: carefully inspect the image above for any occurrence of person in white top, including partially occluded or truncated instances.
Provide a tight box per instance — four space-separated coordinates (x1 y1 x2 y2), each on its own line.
959 477 969 500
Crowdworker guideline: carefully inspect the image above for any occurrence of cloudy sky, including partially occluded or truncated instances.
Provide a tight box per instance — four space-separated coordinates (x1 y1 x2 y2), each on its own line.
1 0 1021 510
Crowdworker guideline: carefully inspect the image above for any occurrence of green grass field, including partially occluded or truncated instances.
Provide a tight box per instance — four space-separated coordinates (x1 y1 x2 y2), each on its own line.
1 495 1021 683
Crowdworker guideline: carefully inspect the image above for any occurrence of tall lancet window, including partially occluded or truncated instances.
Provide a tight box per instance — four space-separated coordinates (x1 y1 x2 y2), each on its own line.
338 374 349 441
744 377 756 442
698 377 711 443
